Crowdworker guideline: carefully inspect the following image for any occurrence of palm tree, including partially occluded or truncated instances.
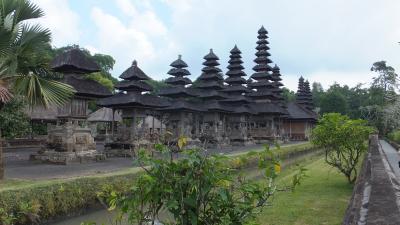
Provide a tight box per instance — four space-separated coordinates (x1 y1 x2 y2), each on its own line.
0 0 75 179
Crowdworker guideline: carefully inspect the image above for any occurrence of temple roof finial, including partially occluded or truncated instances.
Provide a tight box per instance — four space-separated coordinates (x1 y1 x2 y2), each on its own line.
132 60 137 66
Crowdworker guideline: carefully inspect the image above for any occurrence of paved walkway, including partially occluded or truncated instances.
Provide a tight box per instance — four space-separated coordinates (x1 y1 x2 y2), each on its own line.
4 142 306 180
379 140 400 179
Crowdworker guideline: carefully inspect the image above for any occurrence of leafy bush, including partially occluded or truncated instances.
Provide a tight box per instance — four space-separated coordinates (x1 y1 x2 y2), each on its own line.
311 113 374 184
388 130 400 144
103 142 308 225
0 173 140 225
0 98 30 138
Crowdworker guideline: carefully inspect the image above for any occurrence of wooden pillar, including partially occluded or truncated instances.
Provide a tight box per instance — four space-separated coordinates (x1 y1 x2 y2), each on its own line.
111 108 115 137
152 114 155 134
160 113 164 135
132 109 137 139
214 112 218 134
195 114 200 137
179 111 184 137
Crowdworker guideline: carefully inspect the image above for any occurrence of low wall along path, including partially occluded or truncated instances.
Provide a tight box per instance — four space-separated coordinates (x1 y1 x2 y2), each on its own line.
342 135 400 225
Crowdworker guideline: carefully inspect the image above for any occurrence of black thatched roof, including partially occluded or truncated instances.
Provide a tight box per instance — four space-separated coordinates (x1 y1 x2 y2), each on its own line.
97 92 169 108
115 80 153 92
159 100 205 112
63 75 112 98
51 48 100 73
165 77 192 86
249 102 286 115
220 95 252 104
159 86 198 98
119 60 151 81
197 90 229 100
232 105 255 114
286 102 317 121
221 85 251 93
170 55 188 68
295 77 314 110
206 100 233 113
195 80 225 90
247 80 274 88
160 55 196 98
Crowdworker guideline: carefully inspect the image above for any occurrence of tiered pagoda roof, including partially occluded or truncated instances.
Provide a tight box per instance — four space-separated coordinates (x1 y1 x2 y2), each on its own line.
115 60 153 93
51 48 111 98
196 49 226 97
98 60 168 108
159 55 204 112
221 45 251 99
159 55 197 99
295 77 314 110
270 64 285 106
195 49 231 112
247 26 276 101
220 45 253 113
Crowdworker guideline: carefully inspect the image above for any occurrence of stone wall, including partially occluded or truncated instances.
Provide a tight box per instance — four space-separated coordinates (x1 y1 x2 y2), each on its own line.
342 135 400 225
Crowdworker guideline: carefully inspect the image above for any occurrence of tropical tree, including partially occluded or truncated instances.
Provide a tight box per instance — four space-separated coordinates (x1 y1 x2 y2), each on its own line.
0 0 75 179
311 113 374 184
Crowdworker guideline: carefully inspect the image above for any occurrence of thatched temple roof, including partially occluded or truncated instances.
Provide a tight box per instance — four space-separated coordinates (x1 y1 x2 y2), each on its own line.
88 107 122 122
51 48 100 73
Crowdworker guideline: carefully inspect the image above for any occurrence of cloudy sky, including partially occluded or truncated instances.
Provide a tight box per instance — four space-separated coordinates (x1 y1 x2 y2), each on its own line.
34 0 400 91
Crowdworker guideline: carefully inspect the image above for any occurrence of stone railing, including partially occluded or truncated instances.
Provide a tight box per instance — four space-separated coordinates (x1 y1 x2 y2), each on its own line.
342 135 400 225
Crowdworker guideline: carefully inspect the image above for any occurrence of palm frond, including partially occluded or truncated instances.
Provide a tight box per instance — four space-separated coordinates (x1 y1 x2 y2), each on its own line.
0 82 12 103
12 0 44 25
13 74 75 108
0 28 12 57
0 0 18 25
14 23 51 50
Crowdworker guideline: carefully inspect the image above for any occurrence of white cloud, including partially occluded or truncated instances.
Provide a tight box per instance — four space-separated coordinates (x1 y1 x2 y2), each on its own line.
89 1 179 80
34 0 81 47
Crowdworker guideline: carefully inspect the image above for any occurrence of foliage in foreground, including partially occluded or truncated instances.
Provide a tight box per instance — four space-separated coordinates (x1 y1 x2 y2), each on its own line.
101 142 306 225
311 113 374 184
0 142 313 225
0 98 30 138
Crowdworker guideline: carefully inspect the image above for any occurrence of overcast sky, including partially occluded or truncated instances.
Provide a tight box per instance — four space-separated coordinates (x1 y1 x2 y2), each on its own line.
34 0 400 91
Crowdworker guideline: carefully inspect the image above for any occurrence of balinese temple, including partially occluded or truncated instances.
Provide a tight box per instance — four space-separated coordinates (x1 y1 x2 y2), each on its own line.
95 26 317 153
247 26 287 141
194 49 231 144
282 77 317 140
31 48 112 163
98 60 169 144
158 55 204 140
220 45 253 144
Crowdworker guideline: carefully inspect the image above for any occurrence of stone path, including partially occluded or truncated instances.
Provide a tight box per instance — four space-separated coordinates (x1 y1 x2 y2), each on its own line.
379 139 400 179
4 142 305 180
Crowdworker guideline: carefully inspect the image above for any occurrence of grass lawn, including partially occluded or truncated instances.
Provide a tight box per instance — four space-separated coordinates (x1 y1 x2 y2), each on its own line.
257 157 353 225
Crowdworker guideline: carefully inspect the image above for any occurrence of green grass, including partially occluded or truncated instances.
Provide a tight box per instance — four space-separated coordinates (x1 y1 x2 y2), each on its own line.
0 167 142 191
257 157 353 225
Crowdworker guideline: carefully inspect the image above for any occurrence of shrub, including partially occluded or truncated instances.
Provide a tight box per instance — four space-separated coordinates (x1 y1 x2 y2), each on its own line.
0 173 140 225
388 130 400 144
311 113 374 184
